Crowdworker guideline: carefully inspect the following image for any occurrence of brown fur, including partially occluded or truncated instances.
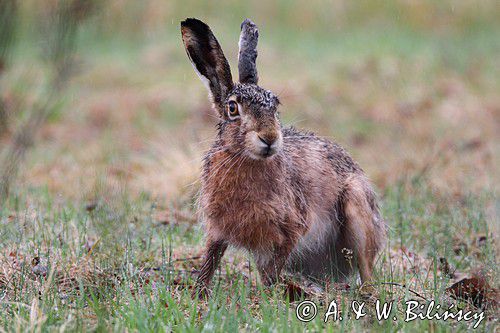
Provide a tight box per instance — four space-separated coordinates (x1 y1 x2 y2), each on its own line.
180 18 386 297
198 129 386 290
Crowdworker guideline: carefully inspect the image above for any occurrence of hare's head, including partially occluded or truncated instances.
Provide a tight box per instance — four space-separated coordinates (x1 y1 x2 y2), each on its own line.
181 18 282 159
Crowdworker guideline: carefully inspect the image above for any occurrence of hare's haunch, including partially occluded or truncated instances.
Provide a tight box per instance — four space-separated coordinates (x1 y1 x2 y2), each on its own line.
181 18 386 297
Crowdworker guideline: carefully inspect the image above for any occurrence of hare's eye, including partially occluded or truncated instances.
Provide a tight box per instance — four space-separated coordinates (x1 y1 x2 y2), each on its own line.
227 101 239 119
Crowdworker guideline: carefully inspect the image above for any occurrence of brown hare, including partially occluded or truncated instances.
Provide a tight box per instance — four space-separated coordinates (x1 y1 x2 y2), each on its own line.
180 18 386 297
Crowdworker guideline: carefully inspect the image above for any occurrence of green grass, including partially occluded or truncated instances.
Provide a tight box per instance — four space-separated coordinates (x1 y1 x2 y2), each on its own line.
0 177 496 331
0 1 498 331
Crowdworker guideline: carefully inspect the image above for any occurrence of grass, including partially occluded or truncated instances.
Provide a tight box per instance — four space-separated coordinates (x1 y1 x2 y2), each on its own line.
0 0 498 331
0 178 496 331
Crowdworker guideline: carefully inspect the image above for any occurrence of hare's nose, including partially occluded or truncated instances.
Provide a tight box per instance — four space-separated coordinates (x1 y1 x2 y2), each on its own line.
258 135 275 147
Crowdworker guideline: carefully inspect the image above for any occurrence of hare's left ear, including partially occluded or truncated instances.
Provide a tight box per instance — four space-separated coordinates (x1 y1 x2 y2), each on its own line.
238 19 259 84
181 18 233 110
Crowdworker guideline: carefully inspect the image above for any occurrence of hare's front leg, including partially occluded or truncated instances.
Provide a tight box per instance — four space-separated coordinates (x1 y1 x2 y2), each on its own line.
255 244 294 286
193 239 228 298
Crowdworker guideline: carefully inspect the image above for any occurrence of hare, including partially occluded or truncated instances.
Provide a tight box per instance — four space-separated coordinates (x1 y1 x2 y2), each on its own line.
181 18 386 297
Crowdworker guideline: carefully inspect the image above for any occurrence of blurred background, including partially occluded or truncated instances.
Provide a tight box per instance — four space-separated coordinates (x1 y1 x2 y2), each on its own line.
0 1 498 330
0 0 498 207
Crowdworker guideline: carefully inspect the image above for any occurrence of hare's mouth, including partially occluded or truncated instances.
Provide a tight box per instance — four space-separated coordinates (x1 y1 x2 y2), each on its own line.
247 132 282 160
247 149 278 160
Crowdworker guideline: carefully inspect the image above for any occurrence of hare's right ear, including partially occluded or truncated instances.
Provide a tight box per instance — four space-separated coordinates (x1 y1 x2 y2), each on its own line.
181 18 233 112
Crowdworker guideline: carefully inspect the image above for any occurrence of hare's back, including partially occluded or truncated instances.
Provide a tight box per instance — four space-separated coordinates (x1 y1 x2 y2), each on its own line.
282 126 362 177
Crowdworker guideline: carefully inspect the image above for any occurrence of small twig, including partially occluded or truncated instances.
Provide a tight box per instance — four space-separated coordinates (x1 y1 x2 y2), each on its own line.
137 257 203 272
376 282 428 301
172 256 202 262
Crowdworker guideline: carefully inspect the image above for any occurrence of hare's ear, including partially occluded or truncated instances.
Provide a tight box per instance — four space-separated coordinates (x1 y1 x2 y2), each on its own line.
181 18 233 110
238 19 259 84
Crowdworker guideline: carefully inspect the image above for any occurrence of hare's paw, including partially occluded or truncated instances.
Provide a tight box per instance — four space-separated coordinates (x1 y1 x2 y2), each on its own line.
191 284 211 300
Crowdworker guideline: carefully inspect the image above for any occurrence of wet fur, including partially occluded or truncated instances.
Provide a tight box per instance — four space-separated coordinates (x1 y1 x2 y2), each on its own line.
200 126 385 284
181 18 386 295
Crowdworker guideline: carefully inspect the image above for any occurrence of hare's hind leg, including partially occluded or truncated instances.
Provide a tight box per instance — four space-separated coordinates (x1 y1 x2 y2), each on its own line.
341 175 382 285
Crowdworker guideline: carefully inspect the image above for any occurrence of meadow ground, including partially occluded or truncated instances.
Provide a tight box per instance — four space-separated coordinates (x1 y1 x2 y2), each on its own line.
0 1 498 331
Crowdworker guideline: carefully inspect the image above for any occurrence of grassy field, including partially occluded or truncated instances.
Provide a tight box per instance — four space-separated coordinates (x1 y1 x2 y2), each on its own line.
0 1 498 331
